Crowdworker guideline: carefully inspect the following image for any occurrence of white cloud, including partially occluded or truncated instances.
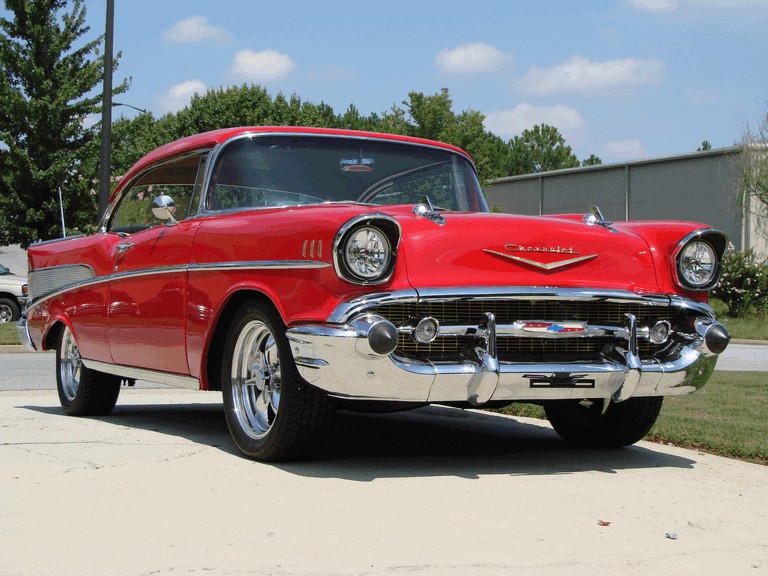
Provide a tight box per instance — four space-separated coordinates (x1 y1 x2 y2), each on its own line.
629 0 767 11
165 16 229 43
229 49 295 82
435 43 512 75
602 139 648 159
159 79 206 113
484 102 587 142
628 0 678 11
518 56 664 95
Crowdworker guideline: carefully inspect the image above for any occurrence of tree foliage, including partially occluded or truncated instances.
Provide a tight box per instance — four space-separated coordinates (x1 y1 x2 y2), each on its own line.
741 111 768 212
0 19 600 246
506 124 581 174
0 0 126 246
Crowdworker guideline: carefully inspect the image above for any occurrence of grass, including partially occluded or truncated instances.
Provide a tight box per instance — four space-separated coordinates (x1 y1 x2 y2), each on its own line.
718 316 768 341
0 322 18 345
495 371 768 465
710 298 767 341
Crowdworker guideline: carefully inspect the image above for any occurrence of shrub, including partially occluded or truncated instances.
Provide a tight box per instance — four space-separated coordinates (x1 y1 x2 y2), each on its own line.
712 248 768 318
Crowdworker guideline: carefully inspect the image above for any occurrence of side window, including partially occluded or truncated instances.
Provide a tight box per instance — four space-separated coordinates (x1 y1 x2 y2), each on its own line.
108 153 206 234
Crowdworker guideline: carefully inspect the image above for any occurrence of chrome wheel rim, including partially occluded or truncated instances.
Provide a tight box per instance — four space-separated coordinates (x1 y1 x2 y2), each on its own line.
231 320 282 439
0 303 12 323
59 327 82 401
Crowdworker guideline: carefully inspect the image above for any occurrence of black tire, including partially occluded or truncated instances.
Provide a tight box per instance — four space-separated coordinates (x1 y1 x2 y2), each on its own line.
0 297 20 323
544 396 663 448
56 325 121 416
221 301 329 461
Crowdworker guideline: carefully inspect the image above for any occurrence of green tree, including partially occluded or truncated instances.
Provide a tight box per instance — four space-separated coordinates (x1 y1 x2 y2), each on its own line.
0 0 127 246
506 124 580 175
581 154 602 167
697 140 712 151
379 88 511 182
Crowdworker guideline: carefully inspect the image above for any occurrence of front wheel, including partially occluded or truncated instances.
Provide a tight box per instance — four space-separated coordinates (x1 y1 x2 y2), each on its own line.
56 325 121 416
544 396 663 448
0 298 20 323
221 301 329 461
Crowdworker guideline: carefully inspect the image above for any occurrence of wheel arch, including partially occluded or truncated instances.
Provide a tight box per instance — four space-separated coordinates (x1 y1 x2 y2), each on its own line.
42 319 69 352
203 289 283 392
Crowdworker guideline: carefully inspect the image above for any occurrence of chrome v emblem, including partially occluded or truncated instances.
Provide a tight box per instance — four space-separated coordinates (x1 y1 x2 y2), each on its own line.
483 249 597 270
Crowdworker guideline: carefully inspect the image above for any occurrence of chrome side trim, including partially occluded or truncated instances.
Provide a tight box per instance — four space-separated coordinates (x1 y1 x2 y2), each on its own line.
188 260 330 272
82 359 200 390
29 235 85 247
25 259 329 311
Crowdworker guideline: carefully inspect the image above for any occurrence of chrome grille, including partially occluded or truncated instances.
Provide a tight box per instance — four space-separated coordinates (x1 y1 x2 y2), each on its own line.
374 300 669 362
375 300 664 326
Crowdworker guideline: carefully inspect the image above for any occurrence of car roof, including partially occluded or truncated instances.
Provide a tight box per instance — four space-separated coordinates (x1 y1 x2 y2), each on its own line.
111 126 474 200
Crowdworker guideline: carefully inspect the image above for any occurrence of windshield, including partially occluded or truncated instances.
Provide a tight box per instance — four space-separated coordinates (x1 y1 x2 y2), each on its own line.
206 135 487 212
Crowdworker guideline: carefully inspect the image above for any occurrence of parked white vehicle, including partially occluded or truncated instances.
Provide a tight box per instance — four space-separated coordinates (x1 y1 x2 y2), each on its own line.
0 264 28 323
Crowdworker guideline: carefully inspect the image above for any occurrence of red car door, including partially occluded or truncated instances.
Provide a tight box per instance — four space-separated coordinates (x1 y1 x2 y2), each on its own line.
107 220 201 374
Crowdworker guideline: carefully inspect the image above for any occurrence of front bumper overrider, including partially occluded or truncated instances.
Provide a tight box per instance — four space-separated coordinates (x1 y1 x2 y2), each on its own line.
286 289 730 406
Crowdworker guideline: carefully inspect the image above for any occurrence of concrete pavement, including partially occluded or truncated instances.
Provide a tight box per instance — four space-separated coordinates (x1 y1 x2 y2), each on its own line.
1 388 767 576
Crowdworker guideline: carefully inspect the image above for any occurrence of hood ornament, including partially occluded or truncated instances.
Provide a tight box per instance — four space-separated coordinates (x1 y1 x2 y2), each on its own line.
412 196 445 226
583 206 616 233
484 244 597 271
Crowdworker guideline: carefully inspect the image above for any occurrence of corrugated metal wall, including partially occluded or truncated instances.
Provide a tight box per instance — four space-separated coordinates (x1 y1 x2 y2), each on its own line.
484 147 753 252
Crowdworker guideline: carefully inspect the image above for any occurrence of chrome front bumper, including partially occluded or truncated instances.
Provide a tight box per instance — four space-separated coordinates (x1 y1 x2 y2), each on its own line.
286 291 729 405
16 317 36 352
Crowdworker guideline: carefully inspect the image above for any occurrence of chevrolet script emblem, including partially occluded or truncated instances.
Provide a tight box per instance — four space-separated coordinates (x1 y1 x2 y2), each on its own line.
484 243 597 270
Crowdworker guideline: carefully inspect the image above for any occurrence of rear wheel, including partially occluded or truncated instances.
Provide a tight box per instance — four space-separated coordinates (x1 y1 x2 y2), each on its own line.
0 298 19 323
545 396 663 448
56 325 121 416
221 301 329 461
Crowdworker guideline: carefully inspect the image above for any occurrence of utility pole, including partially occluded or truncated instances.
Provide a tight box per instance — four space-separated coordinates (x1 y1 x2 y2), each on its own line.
98 0 114 221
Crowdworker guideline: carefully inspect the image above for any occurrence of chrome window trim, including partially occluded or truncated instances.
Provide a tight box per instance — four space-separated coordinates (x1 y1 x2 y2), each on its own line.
25 259 329 311
100 147 215 233
199 131 482 216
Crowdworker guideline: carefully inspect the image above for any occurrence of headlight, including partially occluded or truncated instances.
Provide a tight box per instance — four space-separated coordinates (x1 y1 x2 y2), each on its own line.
674 230 726 291
333 215 400 285
344 227 392 280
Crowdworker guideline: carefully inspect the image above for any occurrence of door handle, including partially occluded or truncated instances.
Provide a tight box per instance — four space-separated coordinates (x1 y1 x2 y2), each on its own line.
116 242 134 254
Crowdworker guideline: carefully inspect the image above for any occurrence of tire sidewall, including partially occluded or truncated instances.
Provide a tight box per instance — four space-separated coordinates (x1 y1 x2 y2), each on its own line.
221 302 300 459
0 298 20 323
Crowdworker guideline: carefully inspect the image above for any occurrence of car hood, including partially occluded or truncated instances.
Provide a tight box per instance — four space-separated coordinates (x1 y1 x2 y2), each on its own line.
392 210 660 293
0 273 27 288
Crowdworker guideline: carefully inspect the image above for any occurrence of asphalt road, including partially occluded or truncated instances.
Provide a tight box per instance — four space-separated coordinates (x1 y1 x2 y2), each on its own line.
1 346 767 575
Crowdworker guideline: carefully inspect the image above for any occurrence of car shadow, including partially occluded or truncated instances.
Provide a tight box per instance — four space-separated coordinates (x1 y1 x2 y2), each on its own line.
22 402 697 480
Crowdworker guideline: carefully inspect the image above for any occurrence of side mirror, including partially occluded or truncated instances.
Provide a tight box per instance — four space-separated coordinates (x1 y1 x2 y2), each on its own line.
152 194 178 225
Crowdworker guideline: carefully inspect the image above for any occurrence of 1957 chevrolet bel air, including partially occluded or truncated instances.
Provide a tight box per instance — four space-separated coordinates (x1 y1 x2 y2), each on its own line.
19 127 730 461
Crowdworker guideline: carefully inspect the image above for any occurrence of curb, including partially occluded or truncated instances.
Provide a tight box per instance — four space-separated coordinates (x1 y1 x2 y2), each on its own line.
731 339 768 346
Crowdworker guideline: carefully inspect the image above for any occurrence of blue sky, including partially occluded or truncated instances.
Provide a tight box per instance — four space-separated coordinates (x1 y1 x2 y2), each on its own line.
36 1 768 162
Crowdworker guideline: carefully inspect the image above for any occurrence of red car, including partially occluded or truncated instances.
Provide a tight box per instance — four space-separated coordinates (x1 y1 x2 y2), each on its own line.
19 127 730 461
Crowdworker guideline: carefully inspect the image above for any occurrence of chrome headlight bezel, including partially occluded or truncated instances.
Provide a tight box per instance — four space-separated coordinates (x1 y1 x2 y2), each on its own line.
674 229 727 291
333 214 400 285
